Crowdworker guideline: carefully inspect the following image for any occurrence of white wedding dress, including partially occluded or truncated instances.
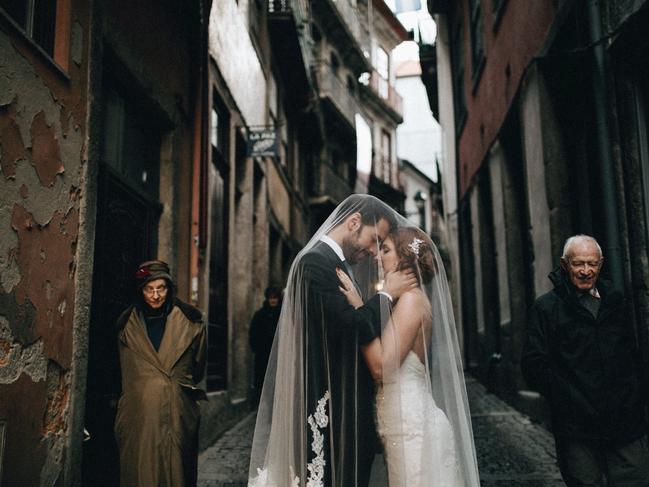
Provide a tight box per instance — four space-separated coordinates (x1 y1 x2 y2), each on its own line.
376 351 462 487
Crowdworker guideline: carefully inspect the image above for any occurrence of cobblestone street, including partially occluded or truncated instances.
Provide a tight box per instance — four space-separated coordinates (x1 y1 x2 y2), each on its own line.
198 377 563 486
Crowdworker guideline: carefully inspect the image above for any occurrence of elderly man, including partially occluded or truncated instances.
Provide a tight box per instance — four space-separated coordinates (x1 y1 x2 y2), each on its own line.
114 260 207 487
522 235 649 486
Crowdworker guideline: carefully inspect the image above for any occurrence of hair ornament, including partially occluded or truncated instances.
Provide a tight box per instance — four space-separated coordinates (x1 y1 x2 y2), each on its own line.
408 237 424 257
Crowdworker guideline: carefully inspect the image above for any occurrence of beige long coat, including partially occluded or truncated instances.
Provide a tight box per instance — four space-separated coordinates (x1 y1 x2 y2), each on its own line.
114 301 206 487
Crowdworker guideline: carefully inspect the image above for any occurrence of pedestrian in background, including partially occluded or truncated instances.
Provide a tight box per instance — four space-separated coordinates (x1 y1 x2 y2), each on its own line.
114 260 207 487
522 235 649 486
249 286 282 406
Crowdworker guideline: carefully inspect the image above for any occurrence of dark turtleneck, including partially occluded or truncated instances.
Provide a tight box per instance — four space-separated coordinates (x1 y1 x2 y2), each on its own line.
140 299 172 351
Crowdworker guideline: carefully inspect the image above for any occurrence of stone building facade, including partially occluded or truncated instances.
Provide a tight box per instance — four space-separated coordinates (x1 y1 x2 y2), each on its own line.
199 0 319 447
199 0 409 445
427 0 649 412
359 0 409 210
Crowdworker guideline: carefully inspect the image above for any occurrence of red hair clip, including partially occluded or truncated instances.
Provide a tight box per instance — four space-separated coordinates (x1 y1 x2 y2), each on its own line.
135 267 151 279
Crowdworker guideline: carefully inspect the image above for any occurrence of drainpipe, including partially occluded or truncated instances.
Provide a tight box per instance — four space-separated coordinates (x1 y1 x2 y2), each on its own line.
587 0 623 290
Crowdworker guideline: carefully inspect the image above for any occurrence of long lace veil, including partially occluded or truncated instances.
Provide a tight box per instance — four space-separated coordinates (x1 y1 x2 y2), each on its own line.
247 195 479 487
375 221 480 486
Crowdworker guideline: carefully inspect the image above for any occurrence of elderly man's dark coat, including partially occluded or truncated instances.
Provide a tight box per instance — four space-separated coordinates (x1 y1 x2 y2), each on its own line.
114 299 206 487
522 268 646 443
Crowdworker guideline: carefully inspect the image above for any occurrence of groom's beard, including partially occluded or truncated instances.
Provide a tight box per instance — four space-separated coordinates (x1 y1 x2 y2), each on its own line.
342 233 367 265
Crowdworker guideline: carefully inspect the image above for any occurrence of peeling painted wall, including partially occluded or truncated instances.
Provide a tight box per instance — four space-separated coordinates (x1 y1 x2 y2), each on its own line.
0 7 89 484
2 1 210 484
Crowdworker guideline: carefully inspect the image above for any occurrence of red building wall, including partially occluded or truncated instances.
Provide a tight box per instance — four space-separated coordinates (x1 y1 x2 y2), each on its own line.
457 0 558 197
0 0 91 484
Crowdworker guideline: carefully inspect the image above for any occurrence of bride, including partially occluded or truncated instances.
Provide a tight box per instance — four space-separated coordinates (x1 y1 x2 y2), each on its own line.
338 226 479 487
247 195 478 487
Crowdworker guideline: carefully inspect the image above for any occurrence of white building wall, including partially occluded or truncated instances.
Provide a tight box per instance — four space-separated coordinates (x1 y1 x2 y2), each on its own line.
470 186 485 336
488 141 512 327
209 0 267 126
435 14 463 353
402 169 432 231
520 66 554 298
395 74 441 181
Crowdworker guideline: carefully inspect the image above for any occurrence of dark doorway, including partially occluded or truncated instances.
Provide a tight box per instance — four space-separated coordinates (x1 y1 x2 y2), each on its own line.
82 81 162 486
459 197 478 370
477 169 501 392
206 162 228 391
206 93 229 392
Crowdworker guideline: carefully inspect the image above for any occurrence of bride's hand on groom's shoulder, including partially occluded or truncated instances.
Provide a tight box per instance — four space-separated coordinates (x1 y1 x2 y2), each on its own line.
383 270 418 300
336 267 363 309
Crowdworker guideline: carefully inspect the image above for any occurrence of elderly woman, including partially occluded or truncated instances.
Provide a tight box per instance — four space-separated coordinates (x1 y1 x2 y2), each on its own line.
114 260 206 487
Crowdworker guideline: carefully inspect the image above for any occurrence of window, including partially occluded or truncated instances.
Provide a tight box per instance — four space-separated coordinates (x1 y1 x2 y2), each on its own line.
280 115 289 167
207 90 230 392
469 0 485 84
102 86 161 201
249 0 269 66
330 52 340 74
492 0 505 11
311 23 322 43
377 46 389 100
450 20 467 133
381 129 391 184
211 91 229 171
347 75 356 96
492 0 507 23
332 148 343 178
211 108 220 151
637 76 649 251
0 0 66 64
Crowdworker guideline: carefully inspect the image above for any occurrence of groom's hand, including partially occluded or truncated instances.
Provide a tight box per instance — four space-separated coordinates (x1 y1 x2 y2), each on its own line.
383 270 417 300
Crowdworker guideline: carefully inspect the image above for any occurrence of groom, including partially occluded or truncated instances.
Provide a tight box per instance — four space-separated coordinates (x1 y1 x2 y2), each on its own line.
300 195 416 487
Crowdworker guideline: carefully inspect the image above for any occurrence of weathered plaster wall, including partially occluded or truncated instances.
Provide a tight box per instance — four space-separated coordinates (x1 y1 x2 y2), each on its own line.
0 9 89 484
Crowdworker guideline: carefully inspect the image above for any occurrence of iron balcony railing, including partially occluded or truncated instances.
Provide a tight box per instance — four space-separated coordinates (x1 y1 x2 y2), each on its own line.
368 69 403 118
314 62 361 129
268 0 308 22
331 0 363 49
312 162 353 203
268 0 290 13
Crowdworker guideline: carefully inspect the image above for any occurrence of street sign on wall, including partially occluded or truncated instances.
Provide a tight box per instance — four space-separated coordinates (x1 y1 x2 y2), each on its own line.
247 127 278 157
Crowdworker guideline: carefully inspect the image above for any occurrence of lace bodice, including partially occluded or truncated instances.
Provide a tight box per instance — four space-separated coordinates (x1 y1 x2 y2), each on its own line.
376 352 462 487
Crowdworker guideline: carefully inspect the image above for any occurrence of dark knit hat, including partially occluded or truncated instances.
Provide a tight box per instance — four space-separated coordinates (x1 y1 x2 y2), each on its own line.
135 260 173 288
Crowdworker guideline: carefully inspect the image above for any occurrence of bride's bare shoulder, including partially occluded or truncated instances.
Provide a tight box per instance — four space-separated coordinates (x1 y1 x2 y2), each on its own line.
395 289 429 310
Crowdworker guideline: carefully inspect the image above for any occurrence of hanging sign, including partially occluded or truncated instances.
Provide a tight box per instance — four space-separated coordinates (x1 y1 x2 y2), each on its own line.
247 127 278 157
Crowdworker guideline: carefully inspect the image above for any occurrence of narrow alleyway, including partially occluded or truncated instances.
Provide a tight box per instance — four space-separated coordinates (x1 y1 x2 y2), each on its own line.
197 378 563 487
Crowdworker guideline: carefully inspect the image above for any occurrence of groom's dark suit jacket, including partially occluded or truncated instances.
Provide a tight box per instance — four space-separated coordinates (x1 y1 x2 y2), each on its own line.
299 241 386 487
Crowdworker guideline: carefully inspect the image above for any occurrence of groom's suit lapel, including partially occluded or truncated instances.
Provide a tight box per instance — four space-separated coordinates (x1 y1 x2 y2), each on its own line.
312 240 358 289
313 240 342 267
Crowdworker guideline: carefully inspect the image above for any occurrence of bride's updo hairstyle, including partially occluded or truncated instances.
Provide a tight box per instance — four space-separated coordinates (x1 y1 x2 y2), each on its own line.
392 227 436 285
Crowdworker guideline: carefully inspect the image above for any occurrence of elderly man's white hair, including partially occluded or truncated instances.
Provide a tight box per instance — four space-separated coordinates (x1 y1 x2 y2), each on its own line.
561 234 603 259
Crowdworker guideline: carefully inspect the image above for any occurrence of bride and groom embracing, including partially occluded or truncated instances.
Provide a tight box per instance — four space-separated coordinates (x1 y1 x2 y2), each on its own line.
248 195 480 487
